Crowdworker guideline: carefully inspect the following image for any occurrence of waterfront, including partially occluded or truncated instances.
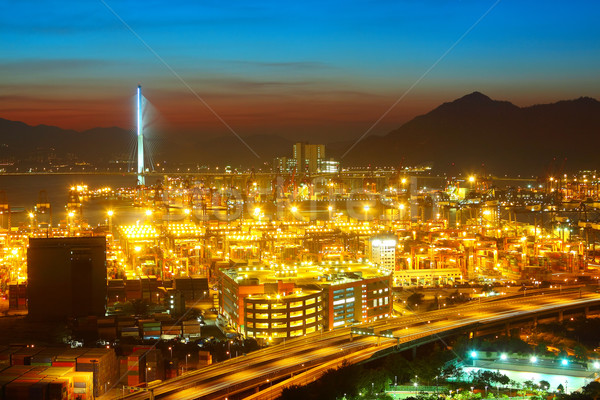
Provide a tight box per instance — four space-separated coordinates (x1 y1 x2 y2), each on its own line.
0 172 542 227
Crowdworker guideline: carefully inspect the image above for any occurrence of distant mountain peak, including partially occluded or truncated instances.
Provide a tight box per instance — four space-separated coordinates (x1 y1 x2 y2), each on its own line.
428 91 517 117
458 91 492 102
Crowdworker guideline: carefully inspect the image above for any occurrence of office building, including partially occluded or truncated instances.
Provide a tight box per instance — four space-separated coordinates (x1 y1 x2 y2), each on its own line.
218 261 392 341
368 234 397 270
293 142 325 174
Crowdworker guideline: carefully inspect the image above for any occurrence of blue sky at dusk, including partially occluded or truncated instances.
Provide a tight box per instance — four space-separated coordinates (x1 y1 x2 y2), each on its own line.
1 0 599 141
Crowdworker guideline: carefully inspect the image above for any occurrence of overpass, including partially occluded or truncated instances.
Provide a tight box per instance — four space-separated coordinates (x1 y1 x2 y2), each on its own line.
123 290 600 400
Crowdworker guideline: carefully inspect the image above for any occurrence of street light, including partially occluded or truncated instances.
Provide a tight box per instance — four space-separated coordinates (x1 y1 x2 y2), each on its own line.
168 346 172 359
254 207 261 222
185 353 190 371
469 175 476 191
67 211 75 235
107 210 114 239
363 205 370 222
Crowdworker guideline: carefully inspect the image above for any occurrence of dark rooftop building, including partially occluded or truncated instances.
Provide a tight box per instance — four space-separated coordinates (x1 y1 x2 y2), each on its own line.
27 237 107 320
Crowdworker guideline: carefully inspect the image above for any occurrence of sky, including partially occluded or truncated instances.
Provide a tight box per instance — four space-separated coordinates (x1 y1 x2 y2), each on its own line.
1 0 599 142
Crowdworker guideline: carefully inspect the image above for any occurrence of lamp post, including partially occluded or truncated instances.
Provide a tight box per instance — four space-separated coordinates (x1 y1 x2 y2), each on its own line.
107 210 114 242
254 207 261 222
67 211 75 236
168 346 172 359
185 353 190 371
469 175 476 191
363 205 370 223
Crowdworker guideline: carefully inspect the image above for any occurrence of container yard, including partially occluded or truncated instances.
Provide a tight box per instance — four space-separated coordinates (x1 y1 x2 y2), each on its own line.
0 346 116 399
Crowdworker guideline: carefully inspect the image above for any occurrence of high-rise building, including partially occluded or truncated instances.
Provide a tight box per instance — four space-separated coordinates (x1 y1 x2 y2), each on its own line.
293 142 325 174
27 237 107 320
369 234 397 270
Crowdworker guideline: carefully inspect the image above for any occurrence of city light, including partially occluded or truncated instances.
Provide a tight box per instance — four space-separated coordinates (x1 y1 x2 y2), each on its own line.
4 7 600 398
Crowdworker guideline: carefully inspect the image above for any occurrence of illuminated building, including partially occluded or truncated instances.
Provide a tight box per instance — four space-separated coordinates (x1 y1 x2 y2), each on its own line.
293 142 325 174
218 261 391 340
368 234 396 270
244 290 323 339
318 158 340 173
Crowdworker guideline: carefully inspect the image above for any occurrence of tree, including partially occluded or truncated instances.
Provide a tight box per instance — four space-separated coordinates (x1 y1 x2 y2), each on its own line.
481 284 494 294
582 381 600 400
558 348 569 359
407 292 425 308
573 344 589 361
523 380 536 390
535 340 550 355
557 383 565 393
539 380 551 392
441 363 463 381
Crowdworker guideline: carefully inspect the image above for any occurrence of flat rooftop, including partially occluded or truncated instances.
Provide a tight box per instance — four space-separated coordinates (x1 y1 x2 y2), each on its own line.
225 260 391 286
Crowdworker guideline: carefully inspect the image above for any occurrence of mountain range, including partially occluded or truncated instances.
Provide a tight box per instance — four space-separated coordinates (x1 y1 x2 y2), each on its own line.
1 91 599 174
335 91 600 174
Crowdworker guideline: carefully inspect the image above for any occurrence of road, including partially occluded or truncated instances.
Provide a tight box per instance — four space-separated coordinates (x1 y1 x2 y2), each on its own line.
122 290 600 400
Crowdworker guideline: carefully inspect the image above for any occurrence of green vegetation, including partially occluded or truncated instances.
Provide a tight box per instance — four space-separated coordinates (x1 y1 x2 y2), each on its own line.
453 332 533 359
533 317 600 360
280 325 600 400
280 348 455 400
407 292 425 308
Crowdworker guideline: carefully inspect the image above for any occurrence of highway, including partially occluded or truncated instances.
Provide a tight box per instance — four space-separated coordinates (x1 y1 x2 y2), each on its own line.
123 290 600 400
